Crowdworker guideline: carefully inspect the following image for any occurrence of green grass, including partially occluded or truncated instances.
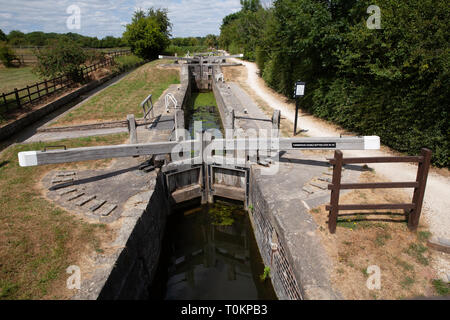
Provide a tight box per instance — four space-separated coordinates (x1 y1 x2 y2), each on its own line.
393 257 414 272
0 133 127 299
112 54 144 72
0 66 42 94
432 279 450 296
53 60 180 126
417 231 432 242
405 243 430 266
401 276 415 289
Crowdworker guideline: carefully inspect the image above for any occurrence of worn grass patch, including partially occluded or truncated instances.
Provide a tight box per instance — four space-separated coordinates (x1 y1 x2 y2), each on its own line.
0 133 126 299
52 60 179 126
310 170 437 299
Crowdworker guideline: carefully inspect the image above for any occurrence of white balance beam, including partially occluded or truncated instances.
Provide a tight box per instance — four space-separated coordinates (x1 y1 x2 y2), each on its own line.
18 136 379 167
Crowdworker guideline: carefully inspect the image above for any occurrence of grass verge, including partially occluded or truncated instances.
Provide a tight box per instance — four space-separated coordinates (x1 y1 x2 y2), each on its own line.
0 133 127 299
52 60 180 126
310 170 439 299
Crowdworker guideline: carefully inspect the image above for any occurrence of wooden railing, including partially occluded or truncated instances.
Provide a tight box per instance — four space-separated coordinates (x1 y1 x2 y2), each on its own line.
326 148 432 233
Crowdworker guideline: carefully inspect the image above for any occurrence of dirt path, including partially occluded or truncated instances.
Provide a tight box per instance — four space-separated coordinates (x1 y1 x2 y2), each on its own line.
231 58 450 242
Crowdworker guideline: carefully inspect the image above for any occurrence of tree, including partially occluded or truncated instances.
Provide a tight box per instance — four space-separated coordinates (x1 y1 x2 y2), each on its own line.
0 42 16 67
205 34 218 48
8 30 26 46
123 8 172 60
0 29 6 42
34 40 87 83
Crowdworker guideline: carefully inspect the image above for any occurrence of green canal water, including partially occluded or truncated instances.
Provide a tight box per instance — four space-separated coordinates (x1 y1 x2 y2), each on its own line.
186 92 223 138
151 200 277 300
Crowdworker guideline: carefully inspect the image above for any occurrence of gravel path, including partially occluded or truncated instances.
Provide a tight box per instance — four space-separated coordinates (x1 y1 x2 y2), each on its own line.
232 58 450 240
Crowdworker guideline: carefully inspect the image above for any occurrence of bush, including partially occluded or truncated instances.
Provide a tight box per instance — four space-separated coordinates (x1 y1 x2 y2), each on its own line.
123 8 171 60
0 42 16 67
34 41 87 83
219 0 450 167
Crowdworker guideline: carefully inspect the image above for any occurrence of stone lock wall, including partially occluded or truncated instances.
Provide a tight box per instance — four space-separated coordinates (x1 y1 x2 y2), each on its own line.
97 172 169 299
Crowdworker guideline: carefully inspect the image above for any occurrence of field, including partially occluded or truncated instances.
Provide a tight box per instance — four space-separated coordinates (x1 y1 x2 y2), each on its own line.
0 66 43 94
0 133 128 299
52 60 180 126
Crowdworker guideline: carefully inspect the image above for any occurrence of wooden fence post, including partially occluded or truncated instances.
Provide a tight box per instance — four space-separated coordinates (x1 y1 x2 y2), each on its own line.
127 114 138 144
26 85 32 104
14 88 21 108
45 80 49 94
272 109 280 138
174 109 185 141
328 150 343 233
408 148 432 230
2 93 7 111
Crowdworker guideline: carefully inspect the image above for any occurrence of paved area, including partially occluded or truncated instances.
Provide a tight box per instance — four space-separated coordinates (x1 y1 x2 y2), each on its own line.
39 82 182 222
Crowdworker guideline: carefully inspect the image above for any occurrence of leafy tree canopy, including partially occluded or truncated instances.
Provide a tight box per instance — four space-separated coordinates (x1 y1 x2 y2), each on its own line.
123 8 172 60
34 40 87 83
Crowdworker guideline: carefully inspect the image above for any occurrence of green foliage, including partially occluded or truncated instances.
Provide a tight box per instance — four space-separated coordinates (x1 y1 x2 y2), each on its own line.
123 8 172 60
164 45 208 57
33 41 87 83
0 42 16 67
0 29 6 42
432 279 450 296
205 34 219 49
260 266 271 281
219 0 449 167
4 30 125 48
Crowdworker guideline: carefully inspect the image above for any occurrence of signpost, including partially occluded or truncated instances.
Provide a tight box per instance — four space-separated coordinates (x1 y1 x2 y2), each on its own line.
293 81 305 136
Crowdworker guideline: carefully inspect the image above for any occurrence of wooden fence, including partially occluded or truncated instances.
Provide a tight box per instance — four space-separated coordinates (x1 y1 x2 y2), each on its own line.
10 48 131 65
326 148 432 233
0 52 131 112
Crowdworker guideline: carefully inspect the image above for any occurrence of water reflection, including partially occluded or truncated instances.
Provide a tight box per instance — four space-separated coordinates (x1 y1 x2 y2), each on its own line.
155 201 276 300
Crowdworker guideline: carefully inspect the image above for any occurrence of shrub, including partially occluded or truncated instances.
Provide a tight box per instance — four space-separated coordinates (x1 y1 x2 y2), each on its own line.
0 42 16 67
123 8 171 60
34 40 87 83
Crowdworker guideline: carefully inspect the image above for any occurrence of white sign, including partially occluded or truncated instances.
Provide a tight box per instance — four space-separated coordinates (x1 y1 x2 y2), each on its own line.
296 84 305 96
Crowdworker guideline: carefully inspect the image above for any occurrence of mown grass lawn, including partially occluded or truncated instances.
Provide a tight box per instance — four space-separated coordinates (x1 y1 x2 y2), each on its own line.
0 67 43 94
52 60 180 126
0 133 127 299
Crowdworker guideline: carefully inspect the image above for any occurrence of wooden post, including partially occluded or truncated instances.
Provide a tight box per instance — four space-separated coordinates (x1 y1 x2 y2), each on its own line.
45 80 49 95
230 109 235 131
175 109 185 141
127 114 138 144
328 150 343 233
408 148 432 230
272 110 280 138
2 93 7 111
27 85 31 103
198 131 208 204
36 83 41 98
14 88 21 108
